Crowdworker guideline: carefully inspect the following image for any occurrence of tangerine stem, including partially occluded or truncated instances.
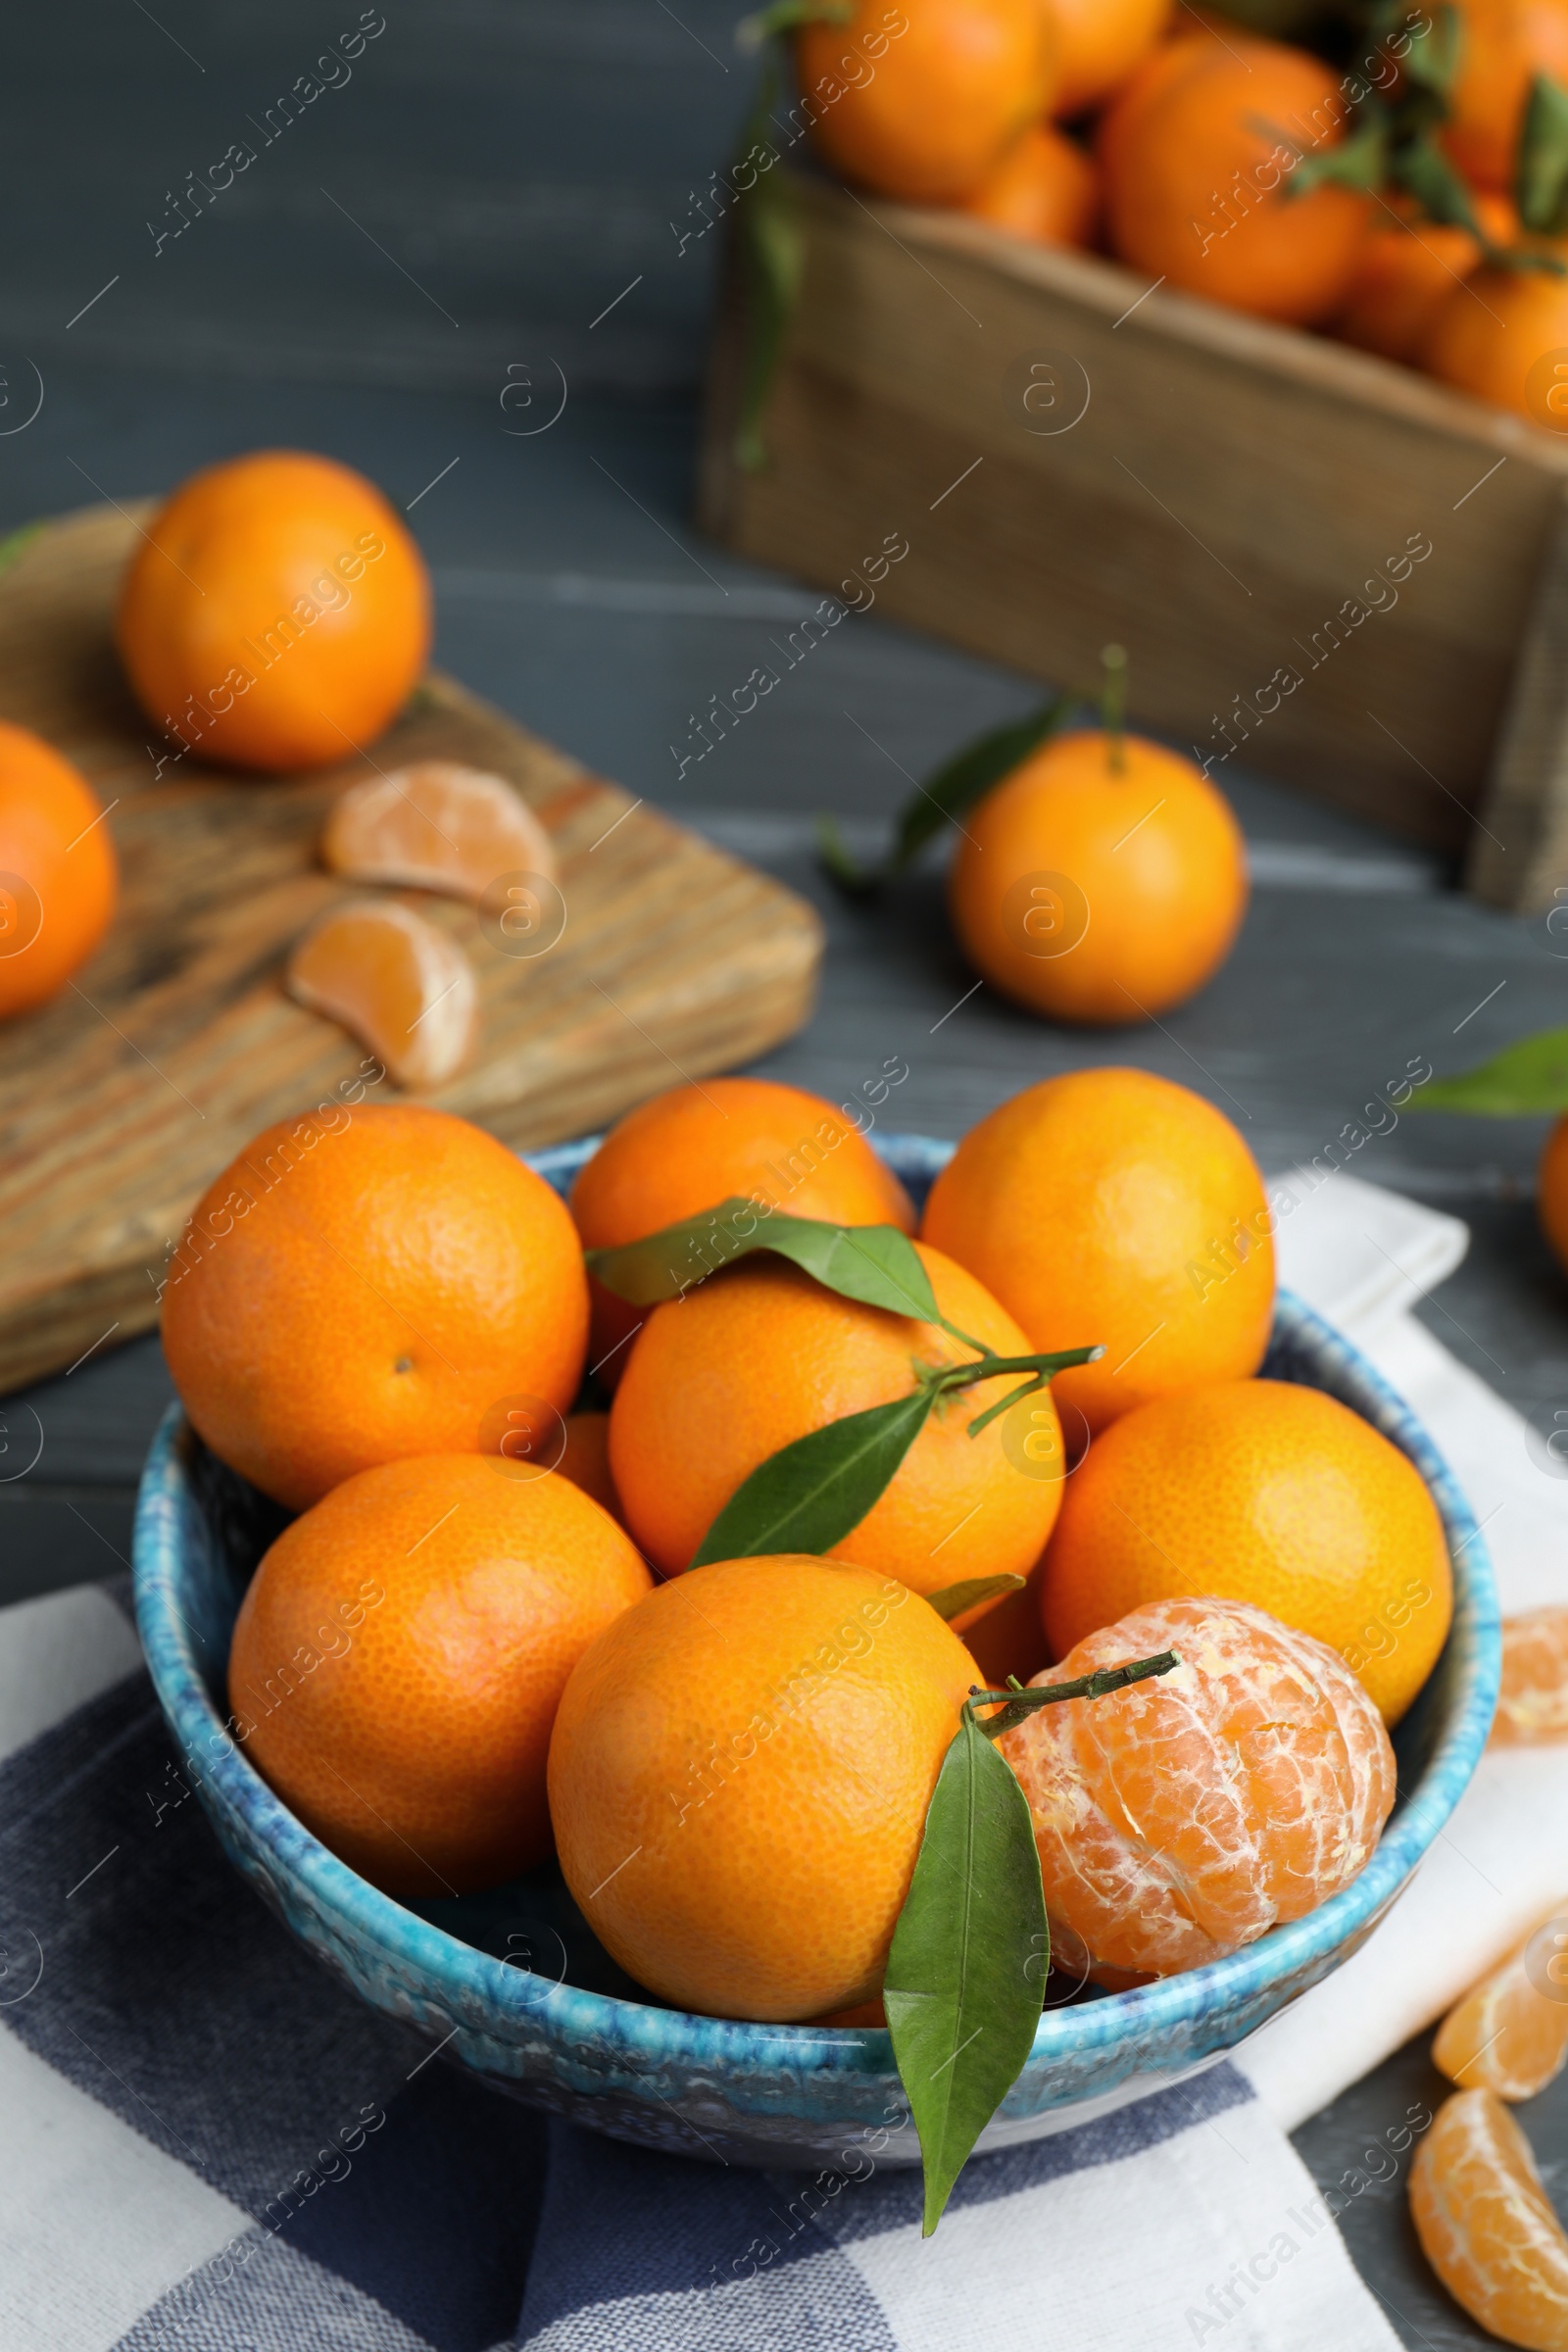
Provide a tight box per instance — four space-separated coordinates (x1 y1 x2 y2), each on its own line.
925 1345 1102 1440
967 1649 1179 1740
1102 643 1128 775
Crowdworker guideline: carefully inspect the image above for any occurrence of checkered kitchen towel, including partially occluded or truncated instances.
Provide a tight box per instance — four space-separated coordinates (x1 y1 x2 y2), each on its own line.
2 1178 1505 2350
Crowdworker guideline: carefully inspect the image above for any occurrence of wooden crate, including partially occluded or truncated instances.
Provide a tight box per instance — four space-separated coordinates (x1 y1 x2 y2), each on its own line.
698 174 1568 911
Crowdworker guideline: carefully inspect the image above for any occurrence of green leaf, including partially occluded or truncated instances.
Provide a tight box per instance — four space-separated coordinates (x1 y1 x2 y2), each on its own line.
1400 0 1463 100
1518 74 1568 232
888 701 1067 872
923 1575 1027 1622
586 1200 941 1322
1283 101 1390 199
737 0 851 43
885 1706 1047 2235
734 154 805 474
1413 1027 1568 1114
1393 129 1489 238
817 698 1067 893
814 815 879 898
690 1387 937 1566
0 521 43 580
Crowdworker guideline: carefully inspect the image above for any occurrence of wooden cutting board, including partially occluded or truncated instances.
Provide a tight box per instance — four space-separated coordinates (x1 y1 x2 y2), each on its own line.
0 503 824 1393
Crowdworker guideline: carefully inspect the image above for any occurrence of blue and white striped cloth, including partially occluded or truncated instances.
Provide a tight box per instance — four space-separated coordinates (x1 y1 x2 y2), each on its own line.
0 1594 1392 2352
5 1169 1520 2351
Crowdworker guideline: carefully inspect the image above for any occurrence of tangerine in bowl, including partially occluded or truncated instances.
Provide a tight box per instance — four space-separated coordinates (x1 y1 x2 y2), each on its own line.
133 1131 1499 2168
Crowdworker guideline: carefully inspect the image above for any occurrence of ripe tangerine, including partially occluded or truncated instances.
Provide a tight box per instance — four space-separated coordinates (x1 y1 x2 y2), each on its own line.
1048 0 1171 119
947 727 1249 1025
1420 247 1568 424
956 123 1100 248
921 1066 1275 1436
1332 194 1516 364
998 1594 1396 1983
1442 0 1568 192
1537 1115 1568 1279
162 1102 587 1510
229 1452 651 1896
1098 34 1374 324
116 450 431 773
322 761 556 903
797 0 1055 204
0 720 118 1018
547 1554 978 2019
608 1242 1068 1603
570 1076 915 1385
1040 1378 1453 1723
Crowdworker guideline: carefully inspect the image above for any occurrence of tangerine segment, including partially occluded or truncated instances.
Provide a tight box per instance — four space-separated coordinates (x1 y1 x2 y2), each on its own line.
321 761 556 902
609 1245 1065 1597
1411 2089 1568 2348
1435 1909 1568 2100
229 1453 651 1897
999 1595 1396 1982
287 898 477 1088
547 1554 978 2019
1494 1609 1568 1745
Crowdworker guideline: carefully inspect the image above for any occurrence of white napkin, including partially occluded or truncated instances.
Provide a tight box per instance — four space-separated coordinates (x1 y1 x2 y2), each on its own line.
1240 1168 1568 2130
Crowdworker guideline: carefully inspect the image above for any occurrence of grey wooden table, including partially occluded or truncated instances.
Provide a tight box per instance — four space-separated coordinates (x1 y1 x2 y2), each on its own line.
3 4 1566 2339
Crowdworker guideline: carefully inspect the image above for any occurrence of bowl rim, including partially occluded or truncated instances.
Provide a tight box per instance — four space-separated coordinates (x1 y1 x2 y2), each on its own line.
132 1132 1502 2081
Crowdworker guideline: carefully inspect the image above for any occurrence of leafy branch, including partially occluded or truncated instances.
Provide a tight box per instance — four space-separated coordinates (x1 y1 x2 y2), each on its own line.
592 1199 1101 1563
690 1341 1101 1567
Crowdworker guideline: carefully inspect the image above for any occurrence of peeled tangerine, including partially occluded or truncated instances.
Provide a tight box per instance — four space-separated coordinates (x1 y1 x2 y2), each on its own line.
999 1595 1396 1984
322 761 556 901
1435 1905 1568 2102
1493 1609 1568 1746
287 898 476 1087
1411 2090 1568 2350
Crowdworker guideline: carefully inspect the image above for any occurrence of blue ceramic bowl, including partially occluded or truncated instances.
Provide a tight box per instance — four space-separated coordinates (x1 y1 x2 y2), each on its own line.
133 1132 1500 2169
